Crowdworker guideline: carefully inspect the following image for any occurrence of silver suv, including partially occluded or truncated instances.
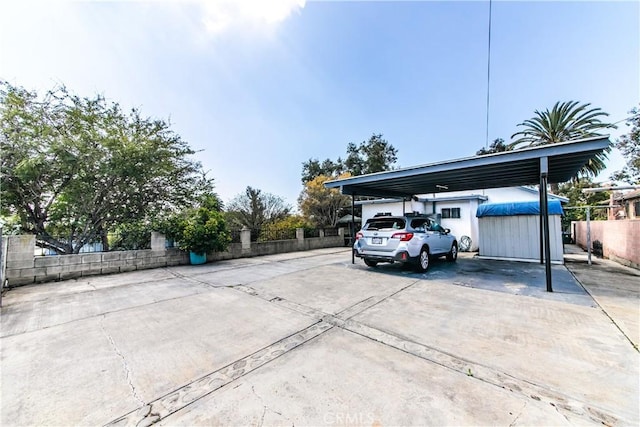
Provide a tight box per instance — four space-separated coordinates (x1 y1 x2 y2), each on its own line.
353 215 458 272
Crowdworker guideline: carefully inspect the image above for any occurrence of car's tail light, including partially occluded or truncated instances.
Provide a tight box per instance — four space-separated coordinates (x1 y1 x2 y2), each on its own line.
391 232 413 241
355 232 364 240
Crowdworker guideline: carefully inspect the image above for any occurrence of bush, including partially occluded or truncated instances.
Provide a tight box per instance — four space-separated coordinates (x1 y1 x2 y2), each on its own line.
258 215 312 242
179 207 230 254
159 195 231 254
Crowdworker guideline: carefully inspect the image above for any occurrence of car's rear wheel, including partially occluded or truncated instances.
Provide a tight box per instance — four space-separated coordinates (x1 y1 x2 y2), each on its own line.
446 242 458 262
364 258 378 267
415 247 430 272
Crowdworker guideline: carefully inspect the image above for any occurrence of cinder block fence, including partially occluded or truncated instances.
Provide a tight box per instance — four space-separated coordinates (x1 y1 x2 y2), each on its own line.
1 229 345 287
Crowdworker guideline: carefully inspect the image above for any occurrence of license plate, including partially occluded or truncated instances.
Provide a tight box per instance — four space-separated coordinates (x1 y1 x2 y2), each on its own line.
371 237 383 244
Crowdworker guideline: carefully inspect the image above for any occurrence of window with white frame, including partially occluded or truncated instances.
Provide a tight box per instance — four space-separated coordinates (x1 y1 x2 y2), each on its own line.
441 207 461 219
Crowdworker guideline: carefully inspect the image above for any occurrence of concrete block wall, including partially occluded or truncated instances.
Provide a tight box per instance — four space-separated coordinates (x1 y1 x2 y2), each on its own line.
3 229 344 287
3 233 190 287
5 235 38 286
573 220 640 269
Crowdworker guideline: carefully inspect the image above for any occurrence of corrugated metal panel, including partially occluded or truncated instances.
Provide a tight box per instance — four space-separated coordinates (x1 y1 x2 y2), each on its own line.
478 215 563 262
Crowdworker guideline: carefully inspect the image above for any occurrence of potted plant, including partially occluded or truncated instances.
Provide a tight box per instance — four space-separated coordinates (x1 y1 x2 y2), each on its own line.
162 196 231 265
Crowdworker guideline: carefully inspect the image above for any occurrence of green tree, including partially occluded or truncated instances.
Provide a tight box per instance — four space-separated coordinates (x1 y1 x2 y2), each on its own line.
266 215 312 230
301 158 344 184
510 101 615 177
476 138 511 155
611 105 640 184
301 133 398 184
345 133 398 176
225 186 291 230
0 82 212 254
298 173 351 228
556 177 609 230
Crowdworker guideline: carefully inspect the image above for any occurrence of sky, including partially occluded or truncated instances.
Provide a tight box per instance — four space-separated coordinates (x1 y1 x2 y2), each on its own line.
2 0 639 210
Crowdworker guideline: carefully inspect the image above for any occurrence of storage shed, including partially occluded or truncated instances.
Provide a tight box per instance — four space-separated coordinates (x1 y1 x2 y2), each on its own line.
476 201 564 263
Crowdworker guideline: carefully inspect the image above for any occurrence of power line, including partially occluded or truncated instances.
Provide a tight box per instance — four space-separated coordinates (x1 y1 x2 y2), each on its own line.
610 114 636 126
485 0 492 149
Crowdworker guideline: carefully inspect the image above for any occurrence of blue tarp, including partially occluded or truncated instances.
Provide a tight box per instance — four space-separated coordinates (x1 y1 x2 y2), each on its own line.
476 200 563 217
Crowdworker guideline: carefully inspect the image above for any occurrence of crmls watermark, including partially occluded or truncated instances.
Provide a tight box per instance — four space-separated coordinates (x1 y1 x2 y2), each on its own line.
323 411 375 426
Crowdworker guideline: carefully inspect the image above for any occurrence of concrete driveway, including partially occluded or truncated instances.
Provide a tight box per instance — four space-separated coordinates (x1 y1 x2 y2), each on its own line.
1 248 638 426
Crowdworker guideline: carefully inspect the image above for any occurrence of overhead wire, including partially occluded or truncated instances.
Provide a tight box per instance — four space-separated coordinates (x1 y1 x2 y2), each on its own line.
485 0 492 150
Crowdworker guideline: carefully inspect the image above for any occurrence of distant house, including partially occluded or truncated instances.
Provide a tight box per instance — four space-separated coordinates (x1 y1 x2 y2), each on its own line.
616 190 640 219
357 186 568 251
600 190 640 221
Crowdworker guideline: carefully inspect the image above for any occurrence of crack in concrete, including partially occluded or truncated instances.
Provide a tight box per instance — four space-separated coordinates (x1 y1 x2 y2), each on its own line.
252 385 272 427
105 321 332 426
100 315 145 408
163 269 214 287
249 383 294 427
508 401 527 426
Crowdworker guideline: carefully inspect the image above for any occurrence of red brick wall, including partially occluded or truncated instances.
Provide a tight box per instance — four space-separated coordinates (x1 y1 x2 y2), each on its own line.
572 220 640 268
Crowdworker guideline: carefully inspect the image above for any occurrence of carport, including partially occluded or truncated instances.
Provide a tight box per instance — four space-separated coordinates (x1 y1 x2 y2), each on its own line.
324 136 611 292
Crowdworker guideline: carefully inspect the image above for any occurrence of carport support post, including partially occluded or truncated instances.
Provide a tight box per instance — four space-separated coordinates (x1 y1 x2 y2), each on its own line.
539 183 544 264
540 157 553 292
351 194 355 264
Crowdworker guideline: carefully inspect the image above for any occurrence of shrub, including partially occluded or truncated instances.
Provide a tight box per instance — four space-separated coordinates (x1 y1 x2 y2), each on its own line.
159 195 231 254
179 207 230 254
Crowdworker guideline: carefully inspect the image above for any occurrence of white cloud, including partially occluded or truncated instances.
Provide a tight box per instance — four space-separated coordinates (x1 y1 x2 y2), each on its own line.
195 0 306 36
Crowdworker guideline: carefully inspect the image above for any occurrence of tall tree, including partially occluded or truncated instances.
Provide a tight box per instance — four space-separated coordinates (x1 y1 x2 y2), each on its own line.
225 186 291 230
301 133 398 184
509 101 615 177
0 82 212 254
301 158 344 184
298 173 351 228
476 138 511 156
611 105 640 184
345 133 398 176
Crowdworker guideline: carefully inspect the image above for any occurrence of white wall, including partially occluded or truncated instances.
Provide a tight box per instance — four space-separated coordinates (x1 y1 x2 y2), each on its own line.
361 200 408 220
435 200 479 251
483 187 542 203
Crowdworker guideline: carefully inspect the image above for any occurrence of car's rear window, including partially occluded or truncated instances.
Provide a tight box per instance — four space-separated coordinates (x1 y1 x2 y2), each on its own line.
364 219 405 230
410 218 431 229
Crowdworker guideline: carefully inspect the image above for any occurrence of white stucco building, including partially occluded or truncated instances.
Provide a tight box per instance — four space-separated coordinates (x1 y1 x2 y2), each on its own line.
358 186 568 251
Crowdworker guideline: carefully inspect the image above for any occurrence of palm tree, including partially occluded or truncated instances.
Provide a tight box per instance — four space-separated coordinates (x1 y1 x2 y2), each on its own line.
510 101 615 177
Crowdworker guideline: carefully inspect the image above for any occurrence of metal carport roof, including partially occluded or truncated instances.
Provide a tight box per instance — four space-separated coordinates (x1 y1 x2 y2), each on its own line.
324 135 611 293
324 136 611 198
